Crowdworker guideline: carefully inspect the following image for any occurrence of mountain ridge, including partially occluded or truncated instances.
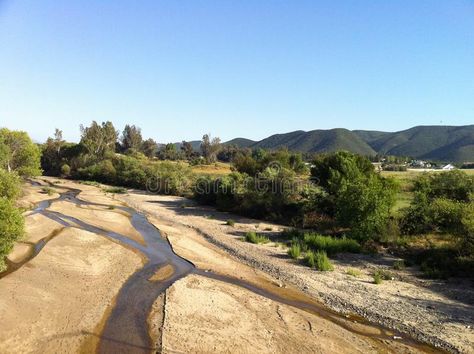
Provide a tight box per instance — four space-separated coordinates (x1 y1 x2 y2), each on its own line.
223 125 474 162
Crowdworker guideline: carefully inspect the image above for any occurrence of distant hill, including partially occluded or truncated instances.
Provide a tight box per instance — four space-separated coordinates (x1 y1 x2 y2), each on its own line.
357 125 474 162
220 125 474 162
251 129 376 156
224 138 256 148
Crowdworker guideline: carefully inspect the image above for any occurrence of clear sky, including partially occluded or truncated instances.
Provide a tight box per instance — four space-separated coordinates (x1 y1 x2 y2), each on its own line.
0 0 473 143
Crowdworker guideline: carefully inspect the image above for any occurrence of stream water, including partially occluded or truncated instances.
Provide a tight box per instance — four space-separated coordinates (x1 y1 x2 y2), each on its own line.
1 182 443 353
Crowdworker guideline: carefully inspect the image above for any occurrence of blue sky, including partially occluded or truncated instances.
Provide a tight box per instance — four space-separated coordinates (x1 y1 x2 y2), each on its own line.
0 0 473 143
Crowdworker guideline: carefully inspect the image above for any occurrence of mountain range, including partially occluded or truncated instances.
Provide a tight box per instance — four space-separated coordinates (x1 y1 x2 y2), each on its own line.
223 125 474 162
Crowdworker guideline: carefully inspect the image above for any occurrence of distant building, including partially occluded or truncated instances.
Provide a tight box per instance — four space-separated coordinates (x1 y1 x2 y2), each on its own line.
442 164 455 170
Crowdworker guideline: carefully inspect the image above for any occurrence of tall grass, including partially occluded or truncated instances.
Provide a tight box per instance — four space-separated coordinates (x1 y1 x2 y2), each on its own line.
245 231 269 244
304 250 334 271
287 243 301 259
303 233 361 255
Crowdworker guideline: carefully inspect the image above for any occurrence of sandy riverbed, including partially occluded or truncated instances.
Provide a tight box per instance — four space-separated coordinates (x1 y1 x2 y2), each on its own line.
3 178 472 353
117 190 474 353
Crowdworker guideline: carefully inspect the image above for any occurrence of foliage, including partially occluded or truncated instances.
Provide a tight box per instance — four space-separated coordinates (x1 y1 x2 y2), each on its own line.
0 198 24 271
0 128 42 177
0 169 21 200
346 268 361 277
311 151 398 240
302 233 361 255
225 219 235 227
304 250 333 271
201 134 221 163
121 124 143 152
103 186 127 194
142 138 158 158
393 260 406 270
244 231 269 244
79 121 118 158
287 243 301 259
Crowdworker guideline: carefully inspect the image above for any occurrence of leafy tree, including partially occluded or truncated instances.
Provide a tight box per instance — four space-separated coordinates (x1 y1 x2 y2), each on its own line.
200 134 221 163
158 143 181 160
0 128 41 177
311 151 398 240
121 124 143 152
142 138 158 158
181 141 195 160
79 121 118 158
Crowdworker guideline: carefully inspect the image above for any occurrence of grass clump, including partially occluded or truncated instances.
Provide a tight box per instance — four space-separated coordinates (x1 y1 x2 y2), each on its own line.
226 219 235 227
287 243 301 259
103 186 127 194
373 273 383 284
79 180 100 186
373 269 393 283
245 231 269 244
108 205 115 210
304 250 334 271
41 187 55 196
393 259 406 270
303 233 361 255
346 268 361 277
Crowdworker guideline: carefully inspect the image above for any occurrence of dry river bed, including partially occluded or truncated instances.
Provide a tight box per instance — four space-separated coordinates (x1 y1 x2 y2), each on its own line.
0 178 471 353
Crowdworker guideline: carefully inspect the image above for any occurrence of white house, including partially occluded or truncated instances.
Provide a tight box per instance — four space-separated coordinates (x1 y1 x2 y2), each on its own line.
442 164 455 170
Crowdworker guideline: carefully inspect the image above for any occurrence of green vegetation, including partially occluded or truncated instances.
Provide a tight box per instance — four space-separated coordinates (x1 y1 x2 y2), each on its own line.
302 233 361 255
393 260 406 270
244 231 269 244
304 250 333 271
0 129 39 271
225 219 235 227
346 268 361 277
373 273 383 284
41 187 55 196
287 243 301 259
103 187 127 194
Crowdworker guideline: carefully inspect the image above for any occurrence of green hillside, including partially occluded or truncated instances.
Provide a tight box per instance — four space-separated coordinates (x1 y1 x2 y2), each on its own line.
223 138 256 148
251 129 376 156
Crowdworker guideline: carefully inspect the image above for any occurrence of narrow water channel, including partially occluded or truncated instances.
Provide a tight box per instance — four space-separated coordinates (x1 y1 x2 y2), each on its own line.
3 181 443 354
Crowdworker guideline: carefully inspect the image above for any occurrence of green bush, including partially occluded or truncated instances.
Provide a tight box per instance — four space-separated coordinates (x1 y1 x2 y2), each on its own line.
60 164 71 176
0 169 21 200
226 219 235 227
244 231 269 244
287 243 301 259
0 198 24 271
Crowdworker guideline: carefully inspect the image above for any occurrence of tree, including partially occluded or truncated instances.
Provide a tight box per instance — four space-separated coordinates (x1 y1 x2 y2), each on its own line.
53 128 65 155
0 128 42 177
79 121 118 158
159 143 180 160
200 134 221 163
181 141 195 160
311 151 398 240
142 138 158 158
121 124 143 152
